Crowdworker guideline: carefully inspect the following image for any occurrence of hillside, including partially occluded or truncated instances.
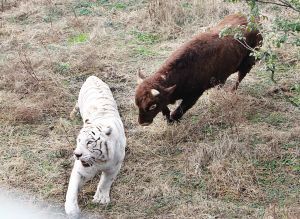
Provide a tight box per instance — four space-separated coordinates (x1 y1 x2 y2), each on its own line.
0 0 299 218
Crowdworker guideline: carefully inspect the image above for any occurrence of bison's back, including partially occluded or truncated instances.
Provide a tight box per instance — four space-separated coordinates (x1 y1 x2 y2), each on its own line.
159 14 261 98
213 14 247 31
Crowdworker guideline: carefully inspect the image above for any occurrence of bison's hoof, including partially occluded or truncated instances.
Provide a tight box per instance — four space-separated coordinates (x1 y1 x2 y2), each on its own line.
170 112 182 123
165 115 176 124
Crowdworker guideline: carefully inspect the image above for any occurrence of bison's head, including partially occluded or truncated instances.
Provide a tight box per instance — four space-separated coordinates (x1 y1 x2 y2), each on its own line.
135 70 176 126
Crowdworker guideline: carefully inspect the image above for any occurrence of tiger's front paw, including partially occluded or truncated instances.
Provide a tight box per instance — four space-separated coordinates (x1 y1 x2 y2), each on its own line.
92 191 110 204
65 202 80 219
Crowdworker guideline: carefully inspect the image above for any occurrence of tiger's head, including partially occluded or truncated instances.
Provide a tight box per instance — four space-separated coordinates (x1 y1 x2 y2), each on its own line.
73 124 112 167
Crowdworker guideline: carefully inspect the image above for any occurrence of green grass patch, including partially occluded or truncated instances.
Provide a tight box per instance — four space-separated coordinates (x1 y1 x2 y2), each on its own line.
248 112 286 126
282 141 299 150
68 33 89 45
255 156 298 171
200 122 229 137
255 159 278 172
85 202 99 210
160 169 185 188
54 62 70 75
133 46 157 57
255 155 299 190
243 82 268 98
265 112 286 126
250 134 265 147
156 146 183 157
182 2 193 8
289 83 300 106
74 1 94 16
43 6 63 23
8 13 32 25
42 183 54 196
146 196 174 215
111 2 127 10
47 149 68 160
78 7 93 16
131 31 160 45
97 0 128 10
266 187 286 203
38 160 55 174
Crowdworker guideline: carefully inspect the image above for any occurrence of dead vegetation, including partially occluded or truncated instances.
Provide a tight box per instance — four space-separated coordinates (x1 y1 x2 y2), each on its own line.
0 0 299 218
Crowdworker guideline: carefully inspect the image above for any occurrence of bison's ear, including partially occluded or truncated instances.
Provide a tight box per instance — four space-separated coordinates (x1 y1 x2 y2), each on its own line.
137 69 146 84
165 85 176 95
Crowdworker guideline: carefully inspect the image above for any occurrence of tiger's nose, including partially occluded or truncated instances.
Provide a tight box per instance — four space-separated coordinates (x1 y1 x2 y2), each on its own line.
74 152 82 159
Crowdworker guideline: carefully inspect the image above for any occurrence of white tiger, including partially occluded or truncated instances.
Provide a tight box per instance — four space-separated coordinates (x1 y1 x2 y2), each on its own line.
65 76 126 218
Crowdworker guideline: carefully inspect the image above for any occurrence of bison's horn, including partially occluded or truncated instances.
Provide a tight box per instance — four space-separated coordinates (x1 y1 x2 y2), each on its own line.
151 89 160 97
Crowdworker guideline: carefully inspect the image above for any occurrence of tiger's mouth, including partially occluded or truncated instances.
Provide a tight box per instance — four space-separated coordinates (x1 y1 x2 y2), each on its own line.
81 160 92 167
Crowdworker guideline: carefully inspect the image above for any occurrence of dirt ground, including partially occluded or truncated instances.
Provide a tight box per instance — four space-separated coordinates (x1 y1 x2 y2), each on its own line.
0 0 299 218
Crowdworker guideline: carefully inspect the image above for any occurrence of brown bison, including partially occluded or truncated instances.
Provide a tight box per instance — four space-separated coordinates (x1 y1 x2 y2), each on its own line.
135 14 262 126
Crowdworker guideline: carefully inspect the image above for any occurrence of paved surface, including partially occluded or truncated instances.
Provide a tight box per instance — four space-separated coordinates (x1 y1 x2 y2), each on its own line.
0 187 65 219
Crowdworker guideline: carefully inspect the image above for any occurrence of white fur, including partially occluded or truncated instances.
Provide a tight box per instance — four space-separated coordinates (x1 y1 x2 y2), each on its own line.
65 76 126 218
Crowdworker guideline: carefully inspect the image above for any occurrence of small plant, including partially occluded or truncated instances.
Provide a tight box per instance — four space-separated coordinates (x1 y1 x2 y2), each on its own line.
96 0 128 10
68 33 89 45
282 141 299 150
17 48 39 82
181 2 192 8
248 112 286 126
224 0 300 107
97 0 109 4
131 31 160 45
265 112 286 126
43 6 63 23
112 2 127 10
73 1 94 16
289 84 300 106
54 62 70 75
133 46 157 57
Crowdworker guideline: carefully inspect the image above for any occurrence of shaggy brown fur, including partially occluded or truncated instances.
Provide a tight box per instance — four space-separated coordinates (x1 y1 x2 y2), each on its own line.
135 14 263 126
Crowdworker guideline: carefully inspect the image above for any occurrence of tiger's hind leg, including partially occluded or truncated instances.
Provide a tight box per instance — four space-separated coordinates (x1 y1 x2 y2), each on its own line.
70 103 79 120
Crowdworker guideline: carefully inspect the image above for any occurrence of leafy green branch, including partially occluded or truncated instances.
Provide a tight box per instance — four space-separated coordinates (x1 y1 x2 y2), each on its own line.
224 0 300 107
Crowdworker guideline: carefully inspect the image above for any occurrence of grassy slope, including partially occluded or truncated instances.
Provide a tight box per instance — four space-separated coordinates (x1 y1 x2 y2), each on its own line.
0 0 299 218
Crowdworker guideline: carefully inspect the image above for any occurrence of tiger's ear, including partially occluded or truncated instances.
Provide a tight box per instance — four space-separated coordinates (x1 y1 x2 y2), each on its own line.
104 126 112 136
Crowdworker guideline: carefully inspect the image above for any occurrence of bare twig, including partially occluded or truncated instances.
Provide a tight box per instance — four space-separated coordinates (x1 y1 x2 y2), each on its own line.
235 38 256 52
39 40 53 64
246 0 300 13
260 50 299 107
17 49 40 82
1 0 8 12
60 122 75 149
267 67 299 107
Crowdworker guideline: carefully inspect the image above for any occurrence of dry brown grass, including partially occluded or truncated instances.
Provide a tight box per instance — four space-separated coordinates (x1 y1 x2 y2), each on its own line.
0 0 299 218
